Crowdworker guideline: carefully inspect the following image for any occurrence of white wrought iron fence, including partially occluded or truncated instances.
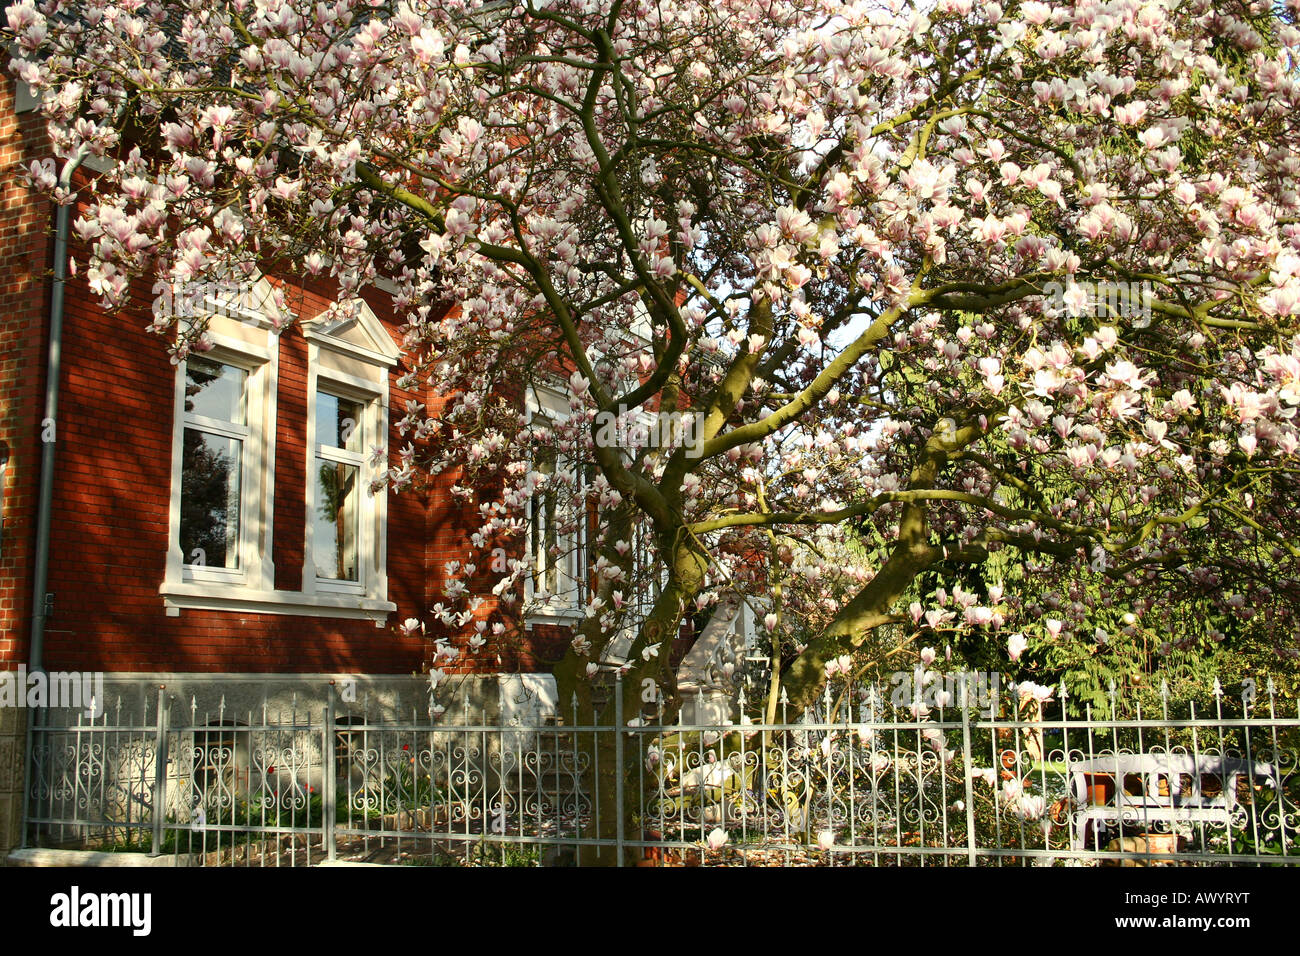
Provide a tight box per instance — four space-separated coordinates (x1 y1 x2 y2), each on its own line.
21 675 1300 866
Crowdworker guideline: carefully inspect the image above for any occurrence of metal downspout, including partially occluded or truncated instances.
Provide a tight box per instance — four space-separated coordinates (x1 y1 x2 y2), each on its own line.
26 197 70 676
22 149 91 849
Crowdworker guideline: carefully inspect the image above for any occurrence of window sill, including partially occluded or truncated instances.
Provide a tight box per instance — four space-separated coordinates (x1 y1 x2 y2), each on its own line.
161 583 396 626
523 604 587 629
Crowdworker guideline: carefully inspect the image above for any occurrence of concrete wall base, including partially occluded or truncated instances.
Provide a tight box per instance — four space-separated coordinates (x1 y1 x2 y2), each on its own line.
7 848 189 867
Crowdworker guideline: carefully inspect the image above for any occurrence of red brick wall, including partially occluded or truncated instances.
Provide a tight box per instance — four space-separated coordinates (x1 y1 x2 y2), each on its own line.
0 83 568 679
272 319 309 594
0 78 52 670
412 362 569 674
31 248 438 673
20 203 551 677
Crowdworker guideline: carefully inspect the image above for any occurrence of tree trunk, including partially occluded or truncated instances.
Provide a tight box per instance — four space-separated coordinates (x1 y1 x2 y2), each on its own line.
560 525 705 865
780 536 934 713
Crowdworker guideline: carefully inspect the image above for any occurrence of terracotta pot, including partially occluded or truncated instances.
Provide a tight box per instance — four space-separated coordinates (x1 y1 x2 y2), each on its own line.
1139 832 1180 855
639 829 683 867
1082 772 1116 806
1103 832 1182 866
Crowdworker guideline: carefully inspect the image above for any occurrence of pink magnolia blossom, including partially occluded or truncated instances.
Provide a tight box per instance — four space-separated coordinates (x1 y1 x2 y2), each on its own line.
14 0 1299 721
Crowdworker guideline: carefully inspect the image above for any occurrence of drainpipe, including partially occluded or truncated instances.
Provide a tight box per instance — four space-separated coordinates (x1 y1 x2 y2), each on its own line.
21 148 92 851
27 155 86 676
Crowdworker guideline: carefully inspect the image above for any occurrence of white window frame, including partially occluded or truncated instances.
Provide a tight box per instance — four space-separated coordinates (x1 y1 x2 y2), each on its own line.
162 317 277 599
160 287 399 625
524 384 588 626
303 364 388 605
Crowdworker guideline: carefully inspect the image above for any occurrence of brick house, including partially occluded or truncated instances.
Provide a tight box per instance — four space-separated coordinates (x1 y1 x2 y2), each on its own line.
0 72 595 854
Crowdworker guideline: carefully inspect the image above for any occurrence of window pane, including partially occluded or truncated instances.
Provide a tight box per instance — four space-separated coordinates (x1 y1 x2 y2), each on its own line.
180 429 241 569
185 358 246 424
530 450 557 594
315 458 359 581
317 390 364 451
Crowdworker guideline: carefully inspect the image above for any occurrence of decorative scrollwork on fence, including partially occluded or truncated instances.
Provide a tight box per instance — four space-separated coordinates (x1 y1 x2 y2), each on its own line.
18 680 1300 866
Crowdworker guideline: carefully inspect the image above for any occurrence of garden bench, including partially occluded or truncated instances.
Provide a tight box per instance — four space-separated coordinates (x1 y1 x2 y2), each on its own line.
1067 753 1281 851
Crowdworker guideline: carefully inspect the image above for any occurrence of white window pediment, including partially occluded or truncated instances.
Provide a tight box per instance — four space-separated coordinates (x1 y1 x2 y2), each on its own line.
302 299 401 368
220 275 290 331
172 275 290 335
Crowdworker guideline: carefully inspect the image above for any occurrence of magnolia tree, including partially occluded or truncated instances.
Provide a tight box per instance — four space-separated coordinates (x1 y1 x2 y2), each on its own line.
9 0 1300 722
